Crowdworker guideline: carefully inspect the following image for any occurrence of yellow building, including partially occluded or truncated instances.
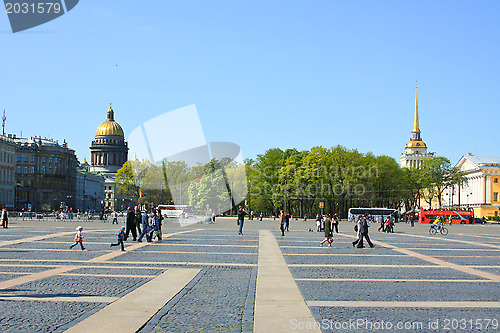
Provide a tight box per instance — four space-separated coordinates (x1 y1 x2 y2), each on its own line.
443 154 500 218
400 84 434 168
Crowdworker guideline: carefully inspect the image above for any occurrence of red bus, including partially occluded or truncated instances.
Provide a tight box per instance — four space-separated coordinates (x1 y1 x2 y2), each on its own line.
419 209 474 224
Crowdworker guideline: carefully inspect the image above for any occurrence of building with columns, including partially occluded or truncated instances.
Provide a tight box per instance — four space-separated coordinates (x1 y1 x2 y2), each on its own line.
89 105 128 211
90 106 128 175
400 85 434 168
443 154 500 218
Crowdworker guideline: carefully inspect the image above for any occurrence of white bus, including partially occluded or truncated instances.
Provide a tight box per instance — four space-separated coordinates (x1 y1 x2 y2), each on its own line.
348 207 397 222
157 205 195 218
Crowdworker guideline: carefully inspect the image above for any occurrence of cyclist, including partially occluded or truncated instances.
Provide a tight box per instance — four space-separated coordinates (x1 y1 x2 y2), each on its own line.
433 216 443 230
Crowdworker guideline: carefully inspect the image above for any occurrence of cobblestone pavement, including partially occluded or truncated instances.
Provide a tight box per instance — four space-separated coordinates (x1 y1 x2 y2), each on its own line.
0 218 498 332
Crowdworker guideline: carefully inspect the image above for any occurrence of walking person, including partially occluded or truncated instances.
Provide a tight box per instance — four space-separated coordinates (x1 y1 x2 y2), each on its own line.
352 216 363 247
285 212 290 231
377 215 385 232
111 211 118 224
279 210 286 236
70 226 85 250
356 215 374 248
125 207 137 241
384 217 391 233
1 208 8 228
137 210 152 242
320 214 334 247
237 206 246 235
134 206 142 236
151 209 162 241
388 215 395 233
110 226 126 251
158 208 163 233
332 214 339 233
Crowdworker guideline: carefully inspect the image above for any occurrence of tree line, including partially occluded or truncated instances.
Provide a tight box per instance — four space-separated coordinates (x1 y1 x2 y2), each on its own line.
115 145 464 218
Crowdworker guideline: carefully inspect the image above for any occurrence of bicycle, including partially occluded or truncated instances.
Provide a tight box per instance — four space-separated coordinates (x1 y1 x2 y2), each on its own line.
429 224 448 235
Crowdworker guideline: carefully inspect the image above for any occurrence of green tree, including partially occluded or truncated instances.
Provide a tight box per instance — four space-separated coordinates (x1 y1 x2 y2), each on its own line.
115 161 141 199
420 157 466 208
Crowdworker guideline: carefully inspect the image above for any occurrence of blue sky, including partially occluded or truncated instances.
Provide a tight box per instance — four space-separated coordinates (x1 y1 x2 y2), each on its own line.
1 1 498 165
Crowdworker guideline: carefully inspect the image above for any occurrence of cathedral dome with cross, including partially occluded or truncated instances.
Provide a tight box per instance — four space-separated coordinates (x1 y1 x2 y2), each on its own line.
89 105 128 175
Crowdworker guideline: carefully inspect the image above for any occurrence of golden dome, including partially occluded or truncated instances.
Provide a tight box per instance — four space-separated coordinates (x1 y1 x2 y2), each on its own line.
95 105 124 137
406 140 427 148
96 120 124 137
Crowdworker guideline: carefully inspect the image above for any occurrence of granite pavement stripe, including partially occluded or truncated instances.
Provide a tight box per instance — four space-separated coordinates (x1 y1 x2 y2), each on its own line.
59 273 156 278
399 233 500 249
254 230 321 333
0 261 257 268
405 248 500 251
0 266 80 290
296 278 496 282
307 301 500 308
289 264 441 268
283 253 406 257
0 231 78 248
64 268 200 333
0 294 118 303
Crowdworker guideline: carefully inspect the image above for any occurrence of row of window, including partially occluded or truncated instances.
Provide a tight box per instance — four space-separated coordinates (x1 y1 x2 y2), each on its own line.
494 177 498 183
17 155 61 164
0 151 14 164
17 165 59 175
494 192 499 202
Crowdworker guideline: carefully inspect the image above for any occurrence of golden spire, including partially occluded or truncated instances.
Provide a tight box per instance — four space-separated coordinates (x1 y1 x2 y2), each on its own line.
412 82 420 133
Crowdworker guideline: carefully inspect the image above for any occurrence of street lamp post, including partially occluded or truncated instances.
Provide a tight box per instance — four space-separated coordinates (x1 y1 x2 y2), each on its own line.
230 179 233 217
248 181 251 213
284 180 287 214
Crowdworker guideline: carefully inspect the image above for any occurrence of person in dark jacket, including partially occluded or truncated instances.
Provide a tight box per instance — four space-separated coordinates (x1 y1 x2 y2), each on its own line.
151 209 162 241
134 206 142 236
125 207 137 241
332 214 339 233
237 206 246 235
356 215 374 248
137 210 152 242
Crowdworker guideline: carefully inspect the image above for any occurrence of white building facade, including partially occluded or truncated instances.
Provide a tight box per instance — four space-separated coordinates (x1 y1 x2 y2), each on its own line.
443 154 500 218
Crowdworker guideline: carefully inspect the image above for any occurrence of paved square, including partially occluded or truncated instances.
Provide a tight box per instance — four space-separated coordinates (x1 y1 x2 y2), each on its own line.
0 218 498 332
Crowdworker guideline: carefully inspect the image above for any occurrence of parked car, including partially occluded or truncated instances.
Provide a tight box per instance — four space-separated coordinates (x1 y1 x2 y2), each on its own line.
474 218 486 224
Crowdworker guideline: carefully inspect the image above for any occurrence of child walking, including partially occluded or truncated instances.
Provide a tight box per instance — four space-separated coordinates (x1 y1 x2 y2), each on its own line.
70 226 85 250
110 226 126 251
